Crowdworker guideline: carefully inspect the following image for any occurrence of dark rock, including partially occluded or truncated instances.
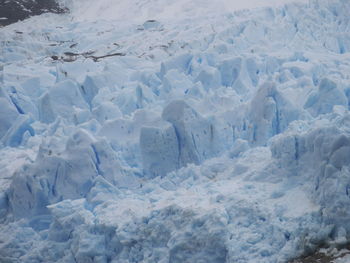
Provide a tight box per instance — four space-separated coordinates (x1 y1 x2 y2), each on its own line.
0 0 68 27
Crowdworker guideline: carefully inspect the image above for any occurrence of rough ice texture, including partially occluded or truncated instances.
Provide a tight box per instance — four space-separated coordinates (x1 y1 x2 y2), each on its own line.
1 0 350 262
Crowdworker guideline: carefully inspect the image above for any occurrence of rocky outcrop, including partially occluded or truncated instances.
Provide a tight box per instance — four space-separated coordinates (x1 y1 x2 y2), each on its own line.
0 0 67 27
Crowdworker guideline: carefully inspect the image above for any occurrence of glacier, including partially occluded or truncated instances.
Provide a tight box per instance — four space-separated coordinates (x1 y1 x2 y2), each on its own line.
1 0 350 262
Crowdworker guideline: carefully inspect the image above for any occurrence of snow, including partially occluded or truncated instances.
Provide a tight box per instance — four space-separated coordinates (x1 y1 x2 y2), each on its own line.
63 0 308 23
1 0 350 262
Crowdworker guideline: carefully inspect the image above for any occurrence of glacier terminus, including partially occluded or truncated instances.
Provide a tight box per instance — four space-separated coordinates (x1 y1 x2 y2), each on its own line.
1 0 350 262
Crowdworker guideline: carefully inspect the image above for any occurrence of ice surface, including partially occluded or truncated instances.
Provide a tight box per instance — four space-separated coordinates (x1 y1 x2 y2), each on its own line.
1 0 350 262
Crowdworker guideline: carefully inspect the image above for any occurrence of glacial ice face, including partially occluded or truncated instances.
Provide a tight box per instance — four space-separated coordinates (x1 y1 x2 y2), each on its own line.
140 100 223 177
162 100 219 166
1 0 350 262
140 121 179 177
8 129 127 219
270 109 350 234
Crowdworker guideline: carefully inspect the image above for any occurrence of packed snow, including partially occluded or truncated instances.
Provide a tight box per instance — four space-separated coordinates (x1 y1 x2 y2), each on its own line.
1 0 350 262
62 0 308 23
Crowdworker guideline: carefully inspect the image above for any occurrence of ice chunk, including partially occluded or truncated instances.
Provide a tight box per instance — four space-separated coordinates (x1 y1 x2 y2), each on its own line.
141 20 163 31
271 113 350 232
38 93 56 124
8 129 124 219
99 118 135 142
140 121 179 178
6 86 39 118
90 139 136 188
140 100 222 177
194 65 221 91
92 101 122 124
21 77 43 98
218 57 257 94
162 100 219 167
161 69 193 97
1 114 34 147
304 78 348 117
219 57 242 88
159 54 193 79
80 75 100 107
0 97 19 139
248 82 300 145
39 79 89 123
107 82 155 115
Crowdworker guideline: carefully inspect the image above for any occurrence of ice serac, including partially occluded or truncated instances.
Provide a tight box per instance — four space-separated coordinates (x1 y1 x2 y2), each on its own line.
80 75 100 107
140 100 222 177
304 78 348 117
8 129 124 219
140 121 179 178
194 64 222 91
6 85 39 119
271 109 350 235
0 96 35 147
39 79 89 123
92 101 122 124
161 69 193 98
164 101 220 164
0 97 20 140
247 82 300 146
1 114 34 147
159 54 193 79
218 57 257 95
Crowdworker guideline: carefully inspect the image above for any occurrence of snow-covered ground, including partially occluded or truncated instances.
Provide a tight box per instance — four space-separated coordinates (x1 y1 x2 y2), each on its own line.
1 0 350 262
62 0 308 23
